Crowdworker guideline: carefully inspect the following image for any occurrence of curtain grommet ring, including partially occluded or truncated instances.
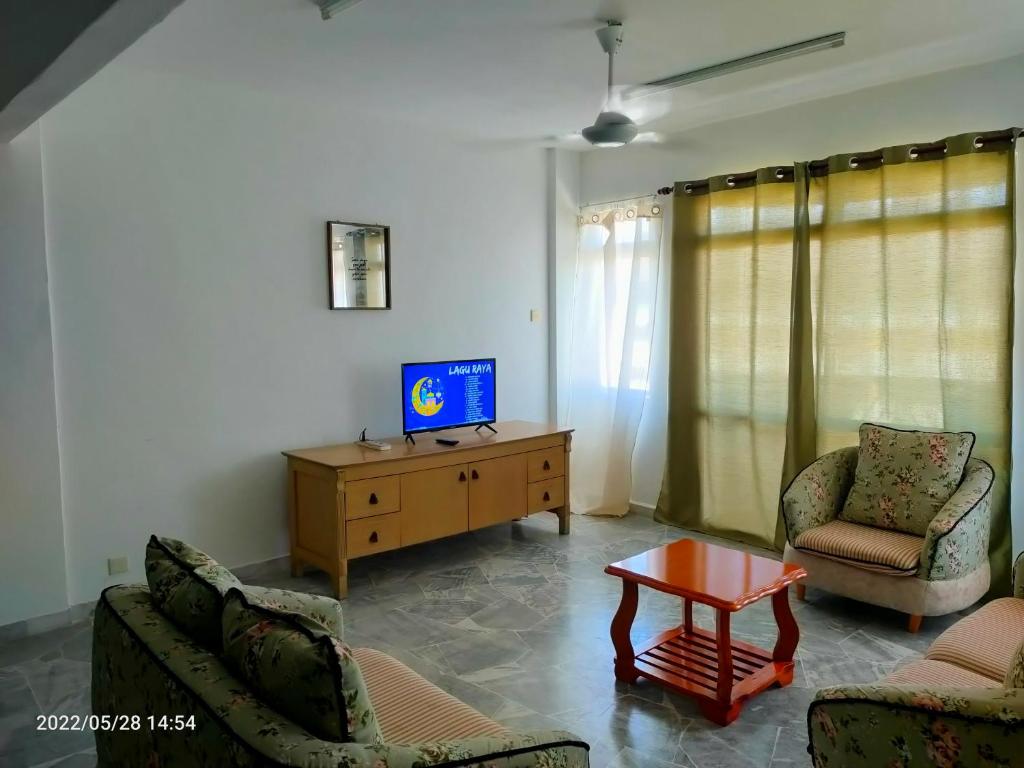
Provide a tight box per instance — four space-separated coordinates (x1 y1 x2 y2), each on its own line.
591 214 600 223
683 184 693 194
973 136 985 149
908 147 919 160
942 143 949 154
725 175 736 187
651 205 661 215
849 157 859 169
626 209 636 219
775 167 786 180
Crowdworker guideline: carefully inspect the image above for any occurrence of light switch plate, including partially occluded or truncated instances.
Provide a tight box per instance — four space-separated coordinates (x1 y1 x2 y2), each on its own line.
530 309 541 322
107 556 129 575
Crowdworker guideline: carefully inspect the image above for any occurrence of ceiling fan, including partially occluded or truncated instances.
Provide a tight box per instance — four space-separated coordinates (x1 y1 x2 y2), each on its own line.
581 21 845 148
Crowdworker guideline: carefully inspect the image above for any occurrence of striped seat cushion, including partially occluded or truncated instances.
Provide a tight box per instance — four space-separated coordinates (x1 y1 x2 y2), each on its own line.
794 520 923 575
926 598 1024 681
352 647 508 745
884 659 1001 688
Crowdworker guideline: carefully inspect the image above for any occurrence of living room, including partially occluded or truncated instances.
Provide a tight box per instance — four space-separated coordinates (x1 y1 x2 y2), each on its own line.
2 1 1023 766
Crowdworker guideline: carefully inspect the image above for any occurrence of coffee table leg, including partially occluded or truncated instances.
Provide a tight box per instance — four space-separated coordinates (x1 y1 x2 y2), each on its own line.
772 585 800 686
697 608 741 726
610 579 639 683
683 598 693 633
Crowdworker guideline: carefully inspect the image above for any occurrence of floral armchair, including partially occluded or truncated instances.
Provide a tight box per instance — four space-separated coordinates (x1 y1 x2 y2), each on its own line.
807 553 1024 767
781 444 994 632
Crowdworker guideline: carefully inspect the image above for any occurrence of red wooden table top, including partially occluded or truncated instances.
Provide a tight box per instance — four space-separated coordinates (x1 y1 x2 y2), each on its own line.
604 538 807 611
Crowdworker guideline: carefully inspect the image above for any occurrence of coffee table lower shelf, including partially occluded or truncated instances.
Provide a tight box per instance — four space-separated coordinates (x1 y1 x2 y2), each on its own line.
626 625 795 726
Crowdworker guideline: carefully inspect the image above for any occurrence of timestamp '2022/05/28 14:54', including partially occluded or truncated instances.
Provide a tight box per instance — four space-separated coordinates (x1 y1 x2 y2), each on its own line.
35 714 197 732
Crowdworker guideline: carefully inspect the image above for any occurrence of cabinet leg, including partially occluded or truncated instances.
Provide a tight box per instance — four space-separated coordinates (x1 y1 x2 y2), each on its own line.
556 505 570 534
332 562 348 599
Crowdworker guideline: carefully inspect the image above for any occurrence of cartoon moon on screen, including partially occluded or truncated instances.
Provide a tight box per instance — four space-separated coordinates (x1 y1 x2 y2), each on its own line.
411 377 445 417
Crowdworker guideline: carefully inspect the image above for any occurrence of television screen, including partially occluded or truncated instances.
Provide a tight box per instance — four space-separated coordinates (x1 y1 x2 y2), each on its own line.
402 358 496 435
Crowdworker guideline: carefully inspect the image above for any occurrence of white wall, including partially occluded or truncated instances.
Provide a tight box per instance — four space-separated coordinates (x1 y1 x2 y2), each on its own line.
579 53 1024 516
0 125 69 625
38 62 551 606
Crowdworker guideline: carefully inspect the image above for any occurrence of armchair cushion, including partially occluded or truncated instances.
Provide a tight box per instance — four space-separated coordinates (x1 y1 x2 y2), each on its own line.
840 423 974 536
145 535 241 651
794 520 922 575
353 647 507 744
221 588 381 744
885 659 1000 688
919 458 994 581
926 597 1024 681
240 584 345 639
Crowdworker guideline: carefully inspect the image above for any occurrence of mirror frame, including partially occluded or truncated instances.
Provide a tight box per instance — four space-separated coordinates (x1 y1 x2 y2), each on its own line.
326 220 392 310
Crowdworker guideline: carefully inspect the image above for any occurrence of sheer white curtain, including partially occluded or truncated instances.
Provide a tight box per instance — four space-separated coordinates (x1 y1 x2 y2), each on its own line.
564 197 663 516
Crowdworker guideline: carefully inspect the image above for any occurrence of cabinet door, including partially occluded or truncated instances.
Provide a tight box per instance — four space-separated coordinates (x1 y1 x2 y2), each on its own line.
400 464 469 546
468 454 527 530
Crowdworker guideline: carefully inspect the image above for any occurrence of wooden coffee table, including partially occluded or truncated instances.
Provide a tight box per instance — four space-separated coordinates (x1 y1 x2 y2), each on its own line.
604 538 807 725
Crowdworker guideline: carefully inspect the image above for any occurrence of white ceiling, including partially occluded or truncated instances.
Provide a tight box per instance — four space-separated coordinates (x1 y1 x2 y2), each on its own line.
124 0 1024 147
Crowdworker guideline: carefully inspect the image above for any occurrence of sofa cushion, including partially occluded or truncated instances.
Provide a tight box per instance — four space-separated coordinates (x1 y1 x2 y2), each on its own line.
884 659 1001 688
793 520 923 575
145 535 241 650
352 647 507 745
926 597 1024 681
839 423 974 535
221 589 380 744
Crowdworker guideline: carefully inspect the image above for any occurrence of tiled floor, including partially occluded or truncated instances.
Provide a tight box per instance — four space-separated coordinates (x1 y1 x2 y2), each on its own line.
0 513 970 768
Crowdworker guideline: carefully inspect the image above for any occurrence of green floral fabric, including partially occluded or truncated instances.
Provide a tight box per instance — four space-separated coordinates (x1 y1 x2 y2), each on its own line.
808 684 1024 767
1008 642 1024 689
241 585 345 640
145 535 241 650
221 589 381 744
918 459 994 581
781 447 859 542
839 424 975 536
94 585 589 767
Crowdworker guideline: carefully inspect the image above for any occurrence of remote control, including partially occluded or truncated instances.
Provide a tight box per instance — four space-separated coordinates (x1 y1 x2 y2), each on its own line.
356 440 392 451
436 438 460 446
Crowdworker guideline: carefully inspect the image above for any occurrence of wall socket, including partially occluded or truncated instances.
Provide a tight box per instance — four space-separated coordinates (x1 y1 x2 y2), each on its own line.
107 556 129 575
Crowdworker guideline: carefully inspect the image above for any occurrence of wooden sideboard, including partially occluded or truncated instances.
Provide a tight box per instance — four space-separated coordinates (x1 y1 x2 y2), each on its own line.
282 421 573 597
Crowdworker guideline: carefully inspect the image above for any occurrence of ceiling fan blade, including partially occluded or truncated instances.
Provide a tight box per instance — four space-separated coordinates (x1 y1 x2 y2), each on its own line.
624 31 845 101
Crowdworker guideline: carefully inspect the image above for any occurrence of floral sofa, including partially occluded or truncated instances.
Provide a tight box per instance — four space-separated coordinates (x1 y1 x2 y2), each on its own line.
807 552 1024 767
781 426 994 633
91 538 589 767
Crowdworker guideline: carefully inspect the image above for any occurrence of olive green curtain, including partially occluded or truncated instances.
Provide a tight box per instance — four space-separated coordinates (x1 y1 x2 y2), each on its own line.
656 167 799 548
659 130 1017 587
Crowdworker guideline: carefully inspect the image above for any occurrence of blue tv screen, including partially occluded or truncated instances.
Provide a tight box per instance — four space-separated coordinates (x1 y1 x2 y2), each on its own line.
402 358 496 435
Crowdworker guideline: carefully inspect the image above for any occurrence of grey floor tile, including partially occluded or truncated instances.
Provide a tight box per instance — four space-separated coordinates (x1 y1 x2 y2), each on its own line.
0 514 970 768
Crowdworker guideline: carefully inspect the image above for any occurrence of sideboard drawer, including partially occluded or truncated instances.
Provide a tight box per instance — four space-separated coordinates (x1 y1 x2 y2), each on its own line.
346 476 400 520
527 447 565 482
347 513 400 559
528 478 564 514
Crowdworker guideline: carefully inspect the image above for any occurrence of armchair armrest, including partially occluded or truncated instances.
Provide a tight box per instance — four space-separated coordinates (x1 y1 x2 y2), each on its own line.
781 447 858 542
808 684 1024 768
919 459 994 581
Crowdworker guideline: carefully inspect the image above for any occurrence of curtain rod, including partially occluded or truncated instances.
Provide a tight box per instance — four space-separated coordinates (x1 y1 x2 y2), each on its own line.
581 188 675 209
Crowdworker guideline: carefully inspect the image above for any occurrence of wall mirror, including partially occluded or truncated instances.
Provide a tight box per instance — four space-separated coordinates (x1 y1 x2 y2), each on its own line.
327 221 391 309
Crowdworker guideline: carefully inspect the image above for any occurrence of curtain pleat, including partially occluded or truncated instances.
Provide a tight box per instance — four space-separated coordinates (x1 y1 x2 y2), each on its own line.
659 130 1016 589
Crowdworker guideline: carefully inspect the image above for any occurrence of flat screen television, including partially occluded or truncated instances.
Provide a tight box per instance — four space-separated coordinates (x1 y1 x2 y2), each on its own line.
402 358 496 436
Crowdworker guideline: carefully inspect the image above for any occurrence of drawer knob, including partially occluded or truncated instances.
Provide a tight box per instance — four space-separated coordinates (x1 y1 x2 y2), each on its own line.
459 471 467 482
471 469 479 480
369 492 378 505
369 531 379 543
542 460 550 471
543 491 550 501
